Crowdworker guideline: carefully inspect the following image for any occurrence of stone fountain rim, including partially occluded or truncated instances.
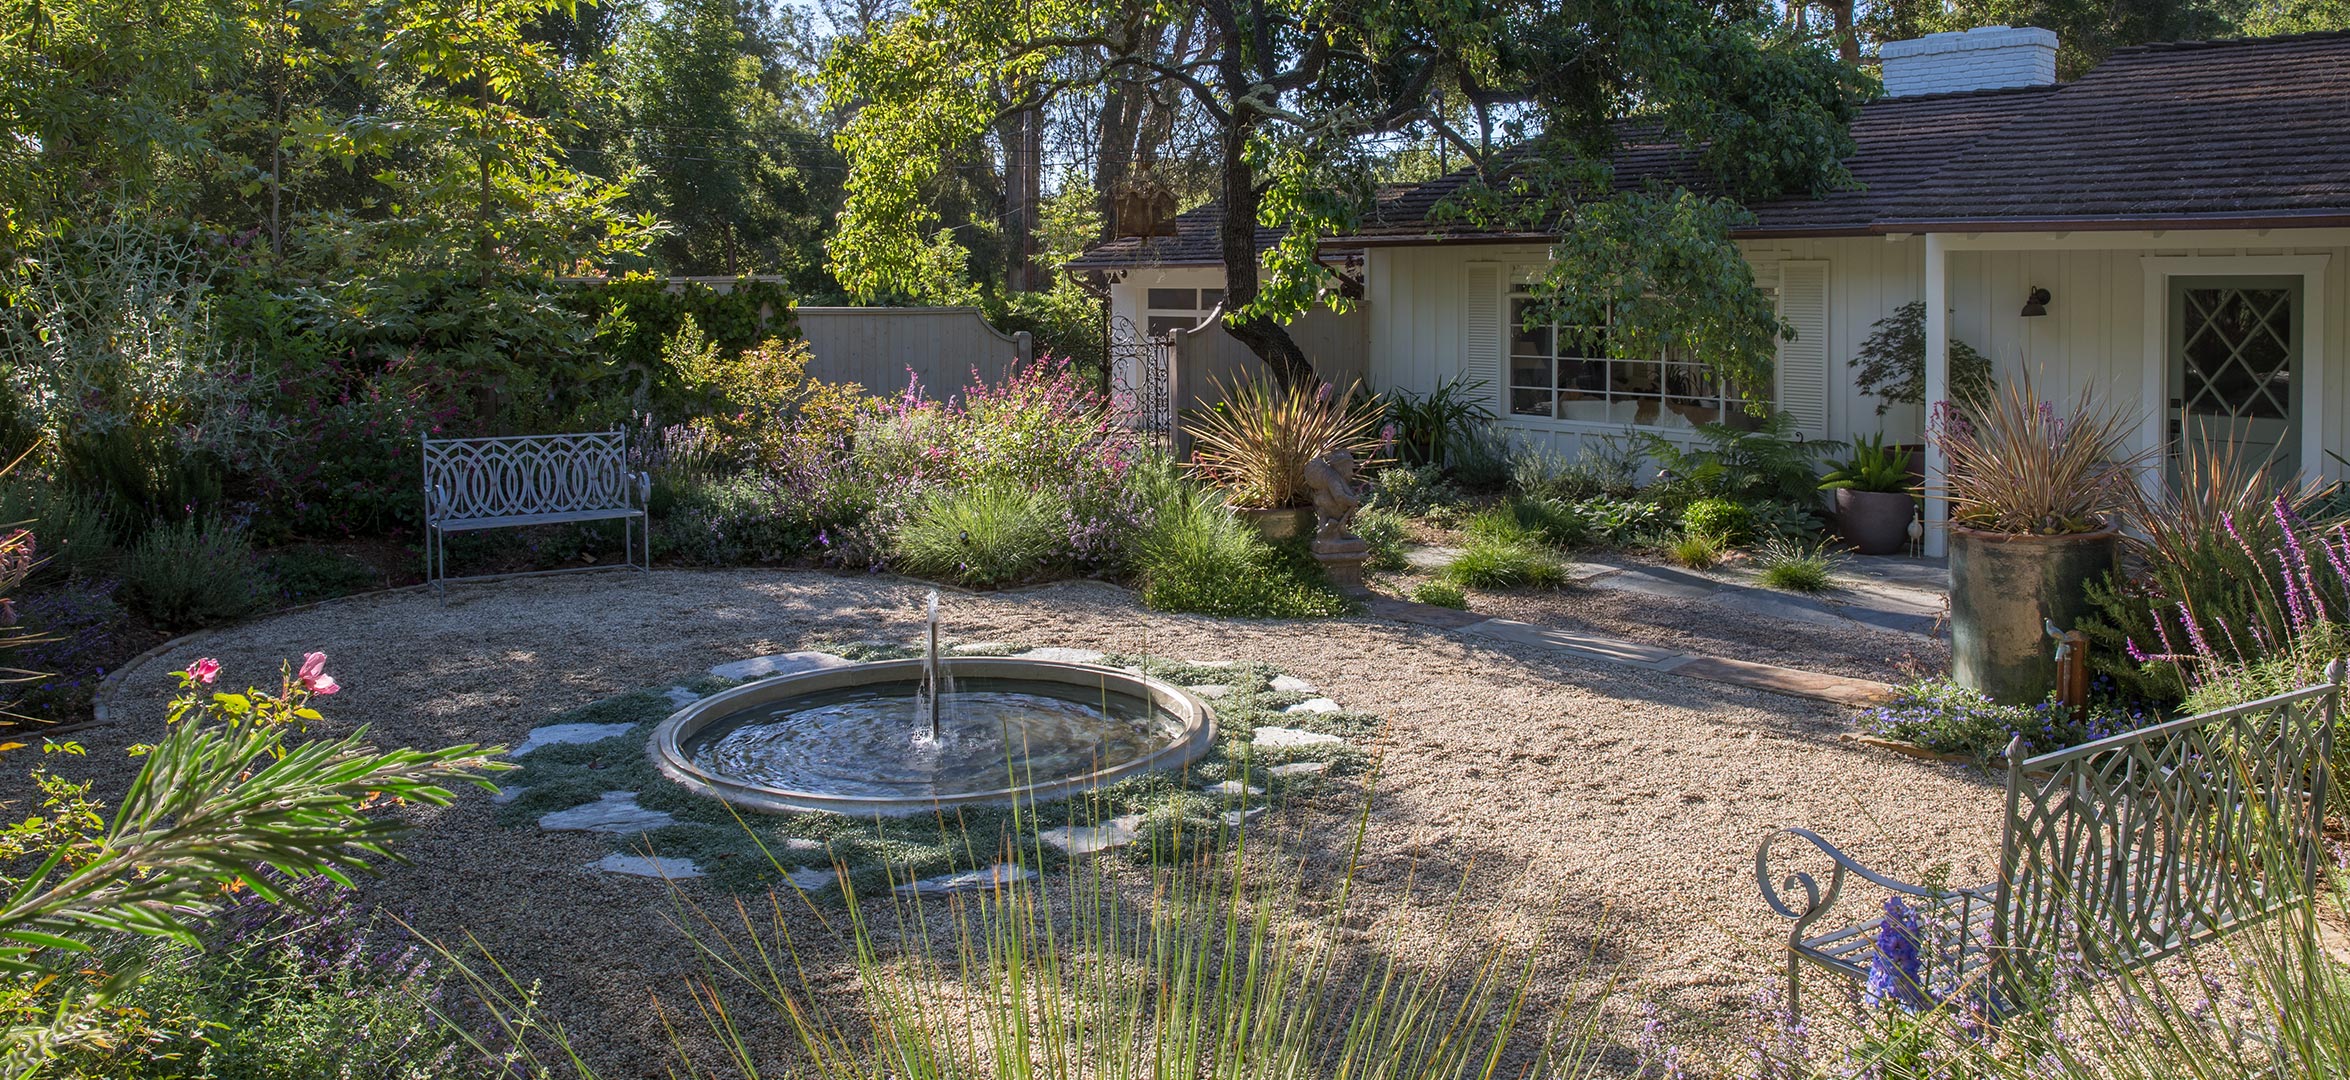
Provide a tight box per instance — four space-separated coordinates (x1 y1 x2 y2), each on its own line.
647 657 1218 816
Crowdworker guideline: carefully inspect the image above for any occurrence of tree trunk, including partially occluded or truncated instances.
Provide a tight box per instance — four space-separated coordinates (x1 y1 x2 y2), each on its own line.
1214 116 1312 389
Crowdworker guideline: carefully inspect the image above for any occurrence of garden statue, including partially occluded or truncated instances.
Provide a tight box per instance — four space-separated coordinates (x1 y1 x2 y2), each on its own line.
1301 450 1370 593
1302 450 1362 540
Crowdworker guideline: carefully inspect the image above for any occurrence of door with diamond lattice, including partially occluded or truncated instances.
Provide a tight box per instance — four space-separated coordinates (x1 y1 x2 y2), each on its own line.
2168 276 2302 478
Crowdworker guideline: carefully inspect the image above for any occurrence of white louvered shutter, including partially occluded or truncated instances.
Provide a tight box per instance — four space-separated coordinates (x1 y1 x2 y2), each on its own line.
1775 260 1831 439
1461 262 1504 413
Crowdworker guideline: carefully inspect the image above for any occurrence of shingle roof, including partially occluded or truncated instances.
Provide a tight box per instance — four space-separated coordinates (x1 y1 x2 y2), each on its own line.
1873 32 2350 226
1068 31 2350 270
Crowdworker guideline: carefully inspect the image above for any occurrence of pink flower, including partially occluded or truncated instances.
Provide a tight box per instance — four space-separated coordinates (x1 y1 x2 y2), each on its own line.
298 652 340 695
186 657 221 685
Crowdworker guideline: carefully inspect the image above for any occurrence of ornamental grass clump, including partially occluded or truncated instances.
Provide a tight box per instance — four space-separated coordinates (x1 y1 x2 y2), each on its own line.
1933 379 2149 535
1184 376 1386 509
892 482 1071 587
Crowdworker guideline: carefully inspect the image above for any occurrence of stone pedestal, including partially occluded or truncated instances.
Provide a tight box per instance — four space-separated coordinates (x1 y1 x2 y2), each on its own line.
1312 536 1371 594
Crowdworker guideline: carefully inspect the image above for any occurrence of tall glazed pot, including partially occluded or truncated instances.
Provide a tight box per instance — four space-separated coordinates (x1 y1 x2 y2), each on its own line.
1947 525 2119 704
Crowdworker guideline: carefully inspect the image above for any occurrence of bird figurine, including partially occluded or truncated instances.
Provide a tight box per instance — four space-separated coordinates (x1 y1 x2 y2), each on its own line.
1907 509 1925 557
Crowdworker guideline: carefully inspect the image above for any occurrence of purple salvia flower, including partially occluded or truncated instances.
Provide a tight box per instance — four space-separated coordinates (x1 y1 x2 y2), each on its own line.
2273 547 2311 633
2178 602 2211 658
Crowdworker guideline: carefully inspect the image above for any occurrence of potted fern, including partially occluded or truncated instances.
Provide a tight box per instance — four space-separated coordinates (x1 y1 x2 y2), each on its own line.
1185 377 1387 541
1933 381 2150 703
1819 432 1915 555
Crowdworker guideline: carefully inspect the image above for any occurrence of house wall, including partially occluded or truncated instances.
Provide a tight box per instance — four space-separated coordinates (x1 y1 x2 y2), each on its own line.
1112 230 2350 483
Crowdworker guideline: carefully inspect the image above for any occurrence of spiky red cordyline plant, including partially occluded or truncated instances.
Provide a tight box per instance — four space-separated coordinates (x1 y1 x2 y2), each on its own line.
1931 377 2151 536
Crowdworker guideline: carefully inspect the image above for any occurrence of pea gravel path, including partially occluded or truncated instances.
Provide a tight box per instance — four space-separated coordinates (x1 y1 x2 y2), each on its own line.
70 569 2005 1075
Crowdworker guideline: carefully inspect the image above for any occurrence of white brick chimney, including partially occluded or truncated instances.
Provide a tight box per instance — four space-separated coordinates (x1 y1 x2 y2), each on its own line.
1879 26 2059 97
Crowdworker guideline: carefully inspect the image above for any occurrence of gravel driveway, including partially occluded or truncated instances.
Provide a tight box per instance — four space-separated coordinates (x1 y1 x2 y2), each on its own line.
67 569 2007 1076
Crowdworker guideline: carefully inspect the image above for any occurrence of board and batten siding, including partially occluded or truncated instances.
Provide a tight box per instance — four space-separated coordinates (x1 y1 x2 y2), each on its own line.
1365 240 1911 458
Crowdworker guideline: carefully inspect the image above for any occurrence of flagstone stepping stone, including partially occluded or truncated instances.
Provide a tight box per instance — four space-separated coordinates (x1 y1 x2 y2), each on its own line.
951 641 1014 654
1203 780 1263 797
1185 684 1231 699
1014 647 1107 664
896 863 1038 897
1268 675 1318 694
1251 726 1344 750
1038 814 1144 855
509 722 638 758
1267 761 1330 779
786 866 839 891
593 853 704 879
1223 807 1266 827
663 686 702 708
491 785 527 805
538 792 677 835
709 651 854 681
1284 697 1341 715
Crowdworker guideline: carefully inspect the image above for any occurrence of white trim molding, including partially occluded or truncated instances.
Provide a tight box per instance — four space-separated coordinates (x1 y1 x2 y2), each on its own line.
2138 253 2332 486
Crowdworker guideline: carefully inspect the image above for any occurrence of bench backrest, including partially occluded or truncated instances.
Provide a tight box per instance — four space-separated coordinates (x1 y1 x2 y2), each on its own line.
1993 664 2340 979
422 431 634 523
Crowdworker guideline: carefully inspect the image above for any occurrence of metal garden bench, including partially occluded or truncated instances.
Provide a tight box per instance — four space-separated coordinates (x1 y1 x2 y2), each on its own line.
421 430 651 591
1756 661 2341 1016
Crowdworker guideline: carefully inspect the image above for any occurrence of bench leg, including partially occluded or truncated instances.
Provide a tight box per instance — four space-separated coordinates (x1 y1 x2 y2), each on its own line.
1786 949 1804 1025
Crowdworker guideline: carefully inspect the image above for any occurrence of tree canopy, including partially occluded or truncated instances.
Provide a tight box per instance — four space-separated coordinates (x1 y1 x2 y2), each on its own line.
822 0 1871 390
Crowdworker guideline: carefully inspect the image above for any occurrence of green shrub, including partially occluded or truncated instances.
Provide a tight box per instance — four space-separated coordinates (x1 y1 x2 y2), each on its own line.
1467 497 1589 550
1680 497 1751 543
1410 579 1467 609
1509 438 1640 502
1666 531 1727 569
1442 535 1565 589
122 517 269 628
1754 538 1837 593
1364 463 1466 517
1860 678 2152 761
1640 412 1837 505
1354 507 1411 572
1382 374 1497 468
54 878 475 1079
1567 496 1671 547
0 482 113 580
1743 498 1824 543
263 547 381 603
1130 470 1352 618
892 483 1071 587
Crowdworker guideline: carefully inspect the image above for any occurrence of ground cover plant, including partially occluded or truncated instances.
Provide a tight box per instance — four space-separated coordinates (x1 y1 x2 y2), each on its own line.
1857 677 2154 761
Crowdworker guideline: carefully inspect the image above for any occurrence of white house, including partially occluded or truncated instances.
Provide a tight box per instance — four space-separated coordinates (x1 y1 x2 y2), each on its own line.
1069 28 2350 556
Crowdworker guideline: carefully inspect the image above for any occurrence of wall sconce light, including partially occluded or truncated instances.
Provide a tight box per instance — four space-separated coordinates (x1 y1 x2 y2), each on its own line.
2021 286 2051 317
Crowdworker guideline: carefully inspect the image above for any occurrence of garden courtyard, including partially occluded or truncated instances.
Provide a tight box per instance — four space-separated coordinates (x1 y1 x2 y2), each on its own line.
79 567 2000 1074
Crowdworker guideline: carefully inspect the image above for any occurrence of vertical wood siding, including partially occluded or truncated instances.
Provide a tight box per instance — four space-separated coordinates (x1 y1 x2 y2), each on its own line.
793 307 1035 397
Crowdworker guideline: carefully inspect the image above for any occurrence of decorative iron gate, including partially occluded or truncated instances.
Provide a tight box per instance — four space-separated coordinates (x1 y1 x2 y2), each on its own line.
1110 316 1173 449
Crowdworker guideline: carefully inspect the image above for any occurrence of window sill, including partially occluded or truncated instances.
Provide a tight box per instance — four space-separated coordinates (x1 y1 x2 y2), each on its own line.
1495 414 1709 439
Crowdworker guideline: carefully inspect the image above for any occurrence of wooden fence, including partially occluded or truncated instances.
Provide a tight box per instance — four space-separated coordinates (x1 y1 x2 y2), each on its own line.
793 306 1034 396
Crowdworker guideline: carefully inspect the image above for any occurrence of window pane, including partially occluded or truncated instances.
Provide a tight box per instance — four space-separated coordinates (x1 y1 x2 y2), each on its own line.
1612 358 1661 397
1510 299 1551 356
1558 326 1608 359
1147 288 1197 310
1511 355 1553 390
1147 315 1195 337
1510 387 1555 417
1555 357 1605 392
1199 288 1225 309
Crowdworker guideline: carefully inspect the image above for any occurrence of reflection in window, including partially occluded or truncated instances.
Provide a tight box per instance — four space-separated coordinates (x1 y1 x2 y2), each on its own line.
1506 291 1762 429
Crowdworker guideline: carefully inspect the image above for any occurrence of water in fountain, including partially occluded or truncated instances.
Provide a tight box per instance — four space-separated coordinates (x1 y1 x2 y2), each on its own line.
913 589 954 745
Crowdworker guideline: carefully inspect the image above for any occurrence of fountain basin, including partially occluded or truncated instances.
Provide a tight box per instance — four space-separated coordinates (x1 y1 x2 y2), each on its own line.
649 658 1216 815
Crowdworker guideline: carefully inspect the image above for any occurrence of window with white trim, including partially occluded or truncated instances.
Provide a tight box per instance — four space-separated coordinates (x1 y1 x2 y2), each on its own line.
1144 287 1225 338
1506 287 1766 430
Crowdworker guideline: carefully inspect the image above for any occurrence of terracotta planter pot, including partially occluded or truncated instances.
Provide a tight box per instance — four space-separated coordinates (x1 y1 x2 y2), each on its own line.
1948 524 2120 704
1238 505 1314 542
1834 489 1916 556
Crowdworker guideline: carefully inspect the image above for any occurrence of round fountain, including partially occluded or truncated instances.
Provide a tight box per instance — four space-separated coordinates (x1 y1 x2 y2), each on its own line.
649 594 1216 814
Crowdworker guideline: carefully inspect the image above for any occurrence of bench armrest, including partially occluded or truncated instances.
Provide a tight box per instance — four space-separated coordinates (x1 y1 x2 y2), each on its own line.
1755 827 1969 936
425 483 448 524
634 470 653 510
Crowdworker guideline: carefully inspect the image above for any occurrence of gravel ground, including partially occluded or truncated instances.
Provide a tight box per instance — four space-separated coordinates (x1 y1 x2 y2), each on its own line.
58 568 2008 1076
1464 581 1948 681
